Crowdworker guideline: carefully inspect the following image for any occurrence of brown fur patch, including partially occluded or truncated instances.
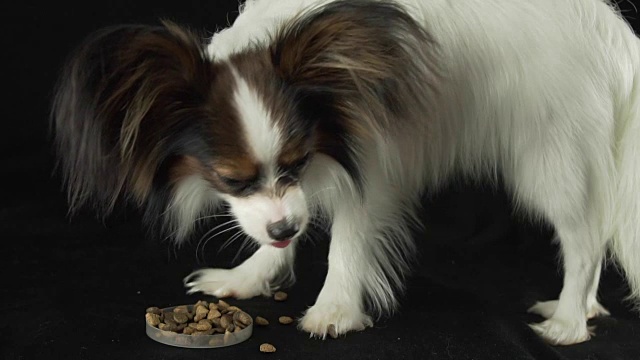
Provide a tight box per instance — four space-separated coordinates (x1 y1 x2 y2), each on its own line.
198 61 264 195
169 155 207 184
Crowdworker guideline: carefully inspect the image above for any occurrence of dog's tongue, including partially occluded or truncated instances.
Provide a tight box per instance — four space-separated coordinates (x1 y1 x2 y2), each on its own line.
271 239 292 248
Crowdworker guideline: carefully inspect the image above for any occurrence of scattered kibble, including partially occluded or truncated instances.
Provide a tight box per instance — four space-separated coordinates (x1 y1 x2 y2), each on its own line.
273 291 288 301
278 316 294 325
260 343 277 353
255 316 269 326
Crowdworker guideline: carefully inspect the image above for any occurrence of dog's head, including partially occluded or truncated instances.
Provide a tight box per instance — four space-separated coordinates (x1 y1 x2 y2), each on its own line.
51 1 436 247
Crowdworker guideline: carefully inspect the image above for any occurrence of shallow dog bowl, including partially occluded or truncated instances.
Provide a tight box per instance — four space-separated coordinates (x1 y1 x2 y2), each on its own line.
145 305 253 348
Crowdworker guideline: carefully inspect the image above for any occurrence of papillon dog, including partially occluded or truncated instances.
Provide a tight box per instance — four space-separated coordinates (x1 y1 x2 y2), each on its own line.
51 0 640 345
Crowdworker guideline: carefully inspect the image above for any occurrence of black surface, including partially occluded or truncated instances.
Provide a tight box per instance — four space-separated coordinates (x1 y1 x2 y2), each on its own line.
2 1 640 359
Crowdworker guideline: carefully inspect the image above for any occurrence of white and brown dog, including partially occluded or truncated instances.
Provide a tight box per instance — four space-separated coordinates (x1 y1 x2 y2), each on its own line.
52 0 640 345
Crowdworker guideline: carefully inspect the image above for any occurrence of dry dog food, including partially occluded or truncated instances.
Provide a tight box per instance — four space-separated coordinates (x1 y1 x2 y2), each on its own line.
278 316 294 325
260 343 277 353
273 291 288 301
145 300 252 336
255 316 269 326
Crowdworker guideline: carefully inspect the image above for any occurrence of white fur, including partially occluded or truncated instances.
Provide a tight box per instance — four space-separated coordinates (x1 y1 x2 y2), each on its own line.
232 69 282 166
185 0 640 345
222 186 309 246
168 176 221 241
185 244 296 298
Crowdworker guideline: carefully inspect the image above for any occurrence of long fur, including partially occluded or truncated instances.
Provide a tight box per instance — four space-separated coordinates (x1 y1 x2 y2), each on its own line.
51 0 640 345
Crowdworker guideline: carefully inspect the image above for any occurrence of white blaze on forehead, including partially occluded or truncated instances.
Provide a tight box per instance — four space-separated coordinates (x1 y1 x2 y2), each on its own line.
232 68 282 170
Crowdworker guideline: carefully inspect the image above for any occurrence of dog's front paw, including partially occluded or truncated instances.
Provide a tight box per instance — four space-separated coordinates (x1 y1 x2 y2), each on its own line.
529 318 594 345
298 303 373 339
528 300 610 320
184 268 271 299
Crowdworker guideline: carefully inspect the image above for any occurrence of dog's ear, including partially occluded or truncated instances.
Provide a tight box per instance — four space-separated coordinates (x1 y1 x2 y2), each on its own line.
51 20 213 217
271 0 438 110
271 0 439 194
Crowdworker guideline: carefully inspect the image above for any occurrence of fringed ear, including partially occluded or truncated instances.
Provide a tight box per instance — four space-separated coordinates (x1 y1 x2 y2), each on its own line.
51 20 213 218
271 0 439 193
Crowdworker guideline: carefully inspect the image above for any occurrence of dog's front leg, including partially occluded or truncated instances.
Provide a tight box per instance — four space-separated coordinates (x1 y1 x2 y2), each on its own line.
298 207 375 338
184 244 296 299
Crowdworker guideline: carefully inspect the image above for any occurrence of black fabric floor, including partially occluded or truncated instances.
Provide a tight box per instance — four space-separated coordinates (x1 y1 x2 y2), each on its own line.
3 1 640 359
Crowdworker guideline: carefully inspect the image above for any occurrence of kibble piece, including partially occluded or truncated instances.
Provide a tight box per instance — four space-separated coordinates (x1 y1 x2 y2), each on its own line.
260 343 277 353
159 322 178 332
188 322 199 329
163 312 177 325
220 314 233 329
173 305 189 314
194 305 209 321
195 300 209 309
183 326 195 335
207 309 221 320
224 329 233 344
217 299 230 311
209 337 223 346
278 316 293 325
173 312 189 324
210 317 221 327
255 316 269 326
234 311 253 326
196 319 212 331
146 307 162 315
145 313 161 327
209 303 218 311
273 291 288 301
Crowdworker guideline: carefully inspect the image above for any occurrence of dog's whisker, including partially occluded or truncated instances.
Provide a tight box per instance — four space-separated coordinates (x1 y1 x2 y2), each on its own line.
195 219 239 262
217 228 246 253
194 212 235 222
306 187 336 200
232 235 256 264
200 227 243 261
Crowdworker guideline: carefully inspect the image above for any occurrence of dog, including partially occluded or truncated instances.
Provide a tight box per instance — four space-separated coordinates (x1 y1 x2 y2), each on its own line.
51 0 640 345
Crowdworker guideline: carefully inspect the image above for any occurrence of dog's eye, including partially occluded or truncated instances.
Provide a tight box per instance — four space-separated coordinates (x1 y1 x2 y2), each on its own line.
219 176 254 193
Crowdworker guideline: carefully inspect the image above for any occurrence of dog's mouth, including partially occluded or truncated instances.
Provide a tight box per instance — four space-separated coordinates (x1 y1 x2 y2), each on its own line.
270 239 293 248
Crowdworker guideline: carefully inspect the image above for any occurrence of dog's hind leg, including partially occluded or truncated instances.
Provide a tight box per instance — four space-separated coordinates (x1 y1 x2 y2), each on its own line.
507 123 613 345
528 221 607 345
528 260 610 320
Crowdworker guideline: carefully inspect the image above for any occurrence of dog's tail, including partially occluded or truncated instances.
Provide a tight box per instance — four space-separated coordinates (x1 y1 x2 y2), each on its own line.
611 38 640 310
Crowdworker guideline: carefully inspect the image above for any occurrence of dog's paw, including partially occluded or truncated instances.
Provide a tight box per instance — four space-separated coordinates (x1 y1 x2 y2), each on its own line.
528 300 559 319
529 318 594 345
183 268 271 299
298 303 373 339
586 301 610 319
528 300 610 320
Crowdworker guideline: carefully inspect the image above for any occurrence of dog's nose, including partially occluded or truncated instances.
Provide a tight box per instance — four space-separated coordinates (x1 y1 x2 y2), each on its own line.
266 219 299 241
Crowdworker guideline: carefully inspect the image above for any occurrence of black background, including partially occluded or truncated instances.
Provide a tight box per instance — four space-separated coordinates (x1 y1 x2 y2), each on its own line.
2 1 640 359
